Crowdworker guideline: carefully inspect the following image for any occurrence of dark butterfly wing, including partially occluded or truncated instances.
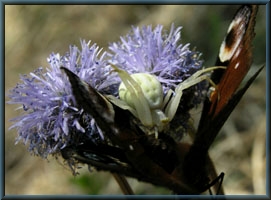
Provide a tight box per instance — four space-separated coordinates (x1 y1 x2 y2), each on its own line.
199 5 259 127
182 65 263 193
182 5 260 193
195 5 259 149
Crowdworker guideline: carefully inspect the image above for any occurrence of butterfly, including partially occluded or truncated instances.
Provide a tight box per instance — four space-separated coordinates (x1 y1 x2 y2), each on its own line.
60 5 263 194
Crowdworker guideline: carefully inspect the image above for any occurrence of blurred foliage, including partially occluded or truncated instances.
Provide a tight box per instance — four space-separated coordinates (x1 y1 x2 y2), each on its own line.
5 5 266 195
69 173 105 194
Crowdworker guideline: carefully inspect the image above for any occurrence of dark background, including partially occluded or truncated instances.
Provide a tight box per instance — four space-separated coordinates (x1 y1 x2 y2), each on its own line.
5 5 266 194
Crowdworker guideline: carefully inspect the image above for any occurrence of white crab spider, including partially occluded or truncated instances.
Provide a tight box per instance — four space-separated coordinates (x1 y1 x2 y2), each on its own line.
107 65 226 138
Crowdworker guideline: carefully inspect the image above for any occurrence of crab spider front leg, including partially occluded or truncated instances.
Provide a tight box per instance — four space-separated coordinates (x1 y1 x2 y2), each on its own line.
110 65 154 127
165 66 226 121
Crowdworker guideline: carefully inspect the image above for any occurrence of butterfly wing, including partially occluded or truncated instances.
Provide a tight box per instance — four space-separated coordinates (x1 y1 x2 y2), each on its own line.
182 5 260 193
200 5 258 125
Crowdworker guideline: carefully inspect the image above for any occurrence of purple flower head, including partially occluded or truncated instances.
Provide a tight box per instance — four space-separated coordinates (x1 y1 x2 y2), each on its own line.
107 24 207 140
108 24 205 98
8 40 110 158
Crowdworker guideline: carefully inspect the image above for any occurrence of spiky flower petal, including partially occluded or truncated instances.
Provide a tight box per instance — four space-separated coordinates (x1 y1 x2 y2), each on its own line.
108 24 204 96
8 40 109 157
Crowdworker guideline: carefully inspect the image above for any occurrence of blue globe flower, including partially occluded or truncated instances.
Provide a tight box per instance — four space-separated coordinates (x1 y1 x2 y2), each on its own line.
8 40 109 157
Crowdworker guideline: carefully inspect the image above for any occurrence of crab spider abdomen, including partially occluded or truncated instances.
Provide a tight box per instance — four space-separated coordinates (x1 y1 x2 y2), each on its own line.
117 72 169 134
119 73 163 110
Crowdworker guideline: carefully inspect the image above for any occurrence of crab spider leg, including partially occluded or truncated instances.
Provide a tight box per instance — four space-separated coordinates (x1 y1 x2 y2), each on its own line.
111 65 153 127
166 66 226 121
182 66 226 90
162 89 174 110
106 95 138 117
